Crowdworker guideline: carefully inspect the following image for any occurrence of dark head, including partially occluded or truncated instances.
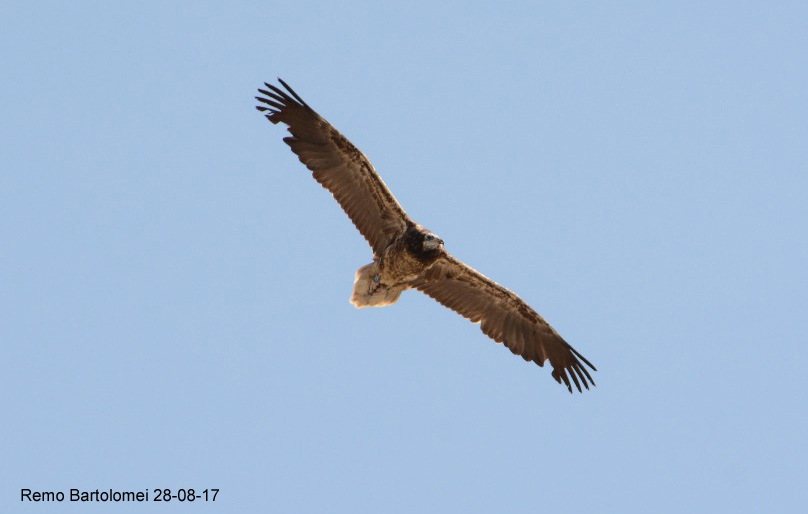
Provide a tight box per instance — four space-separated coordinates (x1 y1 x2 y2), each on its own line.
422 232 444 251
404 225 445 262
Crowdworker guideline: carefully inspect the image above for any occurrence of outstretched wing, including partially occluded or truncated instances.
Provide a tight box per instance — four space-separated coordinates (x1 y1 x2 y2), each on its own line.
256 79 410 256
413 254 597 393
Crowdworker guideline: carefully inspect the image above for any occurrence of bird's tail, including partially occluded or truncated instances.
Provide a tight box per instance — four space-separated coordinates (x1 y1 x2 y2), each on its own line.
350 263 403 308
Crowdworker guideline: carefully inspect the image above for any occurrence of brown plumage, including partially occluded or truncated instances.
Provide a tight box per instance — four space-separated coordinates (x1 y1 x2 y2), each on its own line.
256 79 597 393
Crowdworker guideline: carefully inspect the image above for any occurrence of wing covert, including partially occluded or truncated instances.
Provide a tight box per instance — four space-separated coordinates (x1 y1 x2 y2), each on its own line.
413 254 597 393
256 79 409 256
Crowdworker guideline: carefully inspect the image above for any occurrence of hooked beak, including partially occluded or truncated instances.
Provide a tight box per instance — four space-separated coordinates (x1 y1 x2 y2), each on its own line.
424 237 444 251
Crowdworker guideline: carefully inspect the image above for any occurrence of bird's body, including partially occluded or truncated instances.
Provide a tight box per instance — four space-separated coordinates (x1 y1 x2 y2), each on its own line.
256 79 597 393
351 223 443 308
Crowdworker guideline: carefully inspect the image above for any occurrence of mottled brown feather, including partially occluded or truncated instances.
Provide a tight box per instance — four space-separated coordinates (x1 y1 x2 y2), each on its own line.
257 79 597 393
256 79 409 256
413 254 597 393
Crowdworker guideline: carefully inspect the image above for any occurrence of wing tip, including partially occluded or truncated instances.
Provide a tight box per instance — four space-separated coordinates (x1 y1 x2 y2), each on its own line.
276 77 309 107
256 78 316 128
550 354 596 394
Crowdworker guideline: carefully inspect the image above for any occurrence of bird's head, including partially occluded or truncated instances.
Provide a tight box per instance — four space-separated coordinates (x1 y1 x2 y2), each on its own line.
423 232 444 251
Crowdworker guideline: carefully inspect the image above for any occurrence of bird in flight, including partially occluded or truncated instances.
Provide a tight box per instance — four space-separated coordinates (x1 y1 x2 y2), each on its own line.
256 79 596 393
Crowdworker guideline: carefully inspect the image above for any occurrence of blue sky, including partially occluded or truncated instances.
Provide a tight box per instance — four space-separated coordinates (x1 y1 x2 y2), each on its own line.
3 0 807 512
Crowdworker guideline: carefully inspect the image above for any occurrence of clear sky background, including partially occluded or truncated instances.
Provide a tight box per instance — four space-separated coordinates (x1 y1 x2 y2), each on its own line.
3 0 807 512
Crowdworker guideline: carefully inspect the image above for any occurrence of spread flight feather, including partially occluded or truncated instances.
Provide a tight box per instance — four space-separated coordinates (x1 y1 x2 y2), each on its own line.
256 79 597 393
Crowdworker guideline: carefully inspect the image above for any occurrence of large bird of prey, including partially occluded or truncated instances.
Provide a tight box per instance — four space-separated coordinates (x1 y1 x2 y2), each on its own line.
256 79 596 393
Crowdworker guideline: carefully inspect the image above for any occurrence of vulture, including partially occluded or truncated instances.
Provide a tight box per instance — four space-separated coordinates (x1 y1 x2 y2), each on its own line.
255 79 597 393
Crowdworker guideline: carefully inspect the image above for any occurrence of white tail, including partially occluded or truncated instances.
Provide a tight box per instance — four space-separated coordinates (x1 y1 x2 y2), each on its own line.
350 263 403 308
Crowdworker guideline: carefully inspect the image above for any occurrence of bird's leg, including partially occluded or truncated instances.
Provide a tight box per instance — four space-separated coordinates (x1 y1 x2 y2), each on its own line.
367 272 383 294
366 260 384 295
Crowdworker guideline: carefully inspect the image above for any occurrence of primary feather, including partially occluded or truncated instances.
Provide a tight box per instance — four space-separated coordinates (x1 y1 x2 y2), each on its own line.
256 79 597 393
